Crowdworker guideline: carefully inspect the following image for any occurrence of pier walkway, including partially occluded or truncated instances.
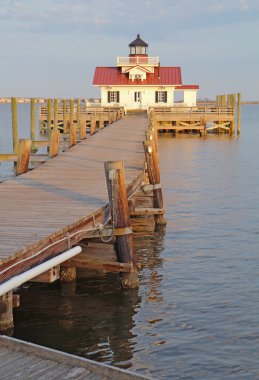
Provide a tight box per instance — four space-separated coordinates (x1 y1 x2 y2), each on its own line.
0 115 148 284
0 335 152 379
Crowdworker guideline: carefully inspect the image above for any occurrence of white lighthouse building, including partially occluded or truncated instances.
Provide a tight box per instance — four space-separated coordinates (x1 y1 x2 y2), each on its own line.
93 34 199 112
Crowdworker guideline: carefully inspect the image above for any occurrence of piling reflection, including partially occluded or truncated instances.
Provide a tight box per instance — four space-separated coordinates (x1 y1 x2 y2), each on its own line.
11 272 141 369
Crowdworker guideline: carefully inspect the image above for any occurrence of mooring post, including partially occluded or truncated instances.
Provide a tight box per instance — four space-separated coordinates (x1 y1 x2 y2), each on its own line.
0 291 13 332
99 113 104 130
90 115 96 135
69 124 77 147
70 99 74 128
144 141 166 225
76 98 81 136
63 99 68 134
16 139 31 176
30 98 37 153
11 97 19 156
54 98 58 131
104 161 139 288
47 98 52 137
230 94 236 135
49 130 60 158
237 93 241 135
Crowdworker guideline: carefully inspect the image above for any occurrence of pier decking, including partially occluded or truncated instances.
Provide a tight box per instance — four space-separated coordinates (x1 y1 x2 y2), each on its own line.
0 115 148 285
0 335 152 379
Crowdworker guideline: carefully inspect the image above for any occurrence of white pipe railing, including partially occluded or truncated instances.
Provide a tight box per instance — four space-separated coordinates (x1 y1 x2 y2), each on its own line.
0 246 82 296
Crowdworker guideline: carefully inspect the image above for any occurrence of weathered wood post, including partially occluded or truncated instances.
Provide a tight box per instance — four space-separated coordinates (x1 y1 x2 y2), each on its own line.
144 141 166 225
69 99 74 128
16 139 31 176
230 94 236 135
0 292 13 331
30 98 37 153
49 130 60 158
90 115 96 135
104 161 139 288
11 97 19 155
99 113 104 130
69 124 77 147
47 98 52 136
237 93 241 135
54 98 58 131
63 99 68 134
76 98 81 136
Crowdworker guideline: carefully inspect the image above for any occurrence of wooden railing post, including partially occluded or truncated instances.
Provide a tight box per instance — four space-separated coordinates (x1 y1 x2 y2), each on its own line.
11 97 18 155
54 98 58 131
0 292 13 331
99 113 104 129
90 115 96 135
237 93 241 135
49 130 60 158
47 98 52 136
70 99 74 127
30 98 37 153
16 139 31 176
63 99 68 134
69 124 77 147
104 161 139 288
144 141 166 225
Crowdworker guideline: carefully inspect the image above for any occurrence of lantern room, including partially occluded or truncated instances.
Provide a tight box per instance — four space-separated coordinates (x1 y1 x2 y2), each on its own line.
129 34 148 57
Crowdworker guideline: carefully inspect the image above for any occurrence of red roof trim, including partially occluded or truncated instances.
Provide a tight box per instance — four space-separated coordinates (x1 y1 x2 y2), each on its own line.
175 85 199 90
93 67 183 86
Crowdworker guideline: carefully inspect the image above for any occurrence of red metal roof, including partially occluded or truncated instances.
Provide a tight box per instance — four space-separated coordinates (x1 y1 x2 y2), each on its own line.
93 67 182 86
175 85 199 90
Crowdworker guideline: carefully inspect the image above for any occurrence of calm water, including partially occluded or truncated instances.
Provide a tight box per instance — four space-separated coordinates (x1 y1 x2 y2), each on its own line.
1 105 259 379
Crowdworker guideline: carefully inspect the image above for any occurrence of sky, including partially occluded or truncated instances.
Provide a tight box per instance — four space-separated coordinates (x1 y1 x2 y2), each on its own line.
0 0 258 100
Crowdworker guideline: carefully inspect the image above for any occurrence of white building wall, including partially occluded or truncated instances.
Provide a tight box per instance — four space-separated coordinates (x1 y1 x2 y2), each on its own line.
183 90 197 106
100 86 175 111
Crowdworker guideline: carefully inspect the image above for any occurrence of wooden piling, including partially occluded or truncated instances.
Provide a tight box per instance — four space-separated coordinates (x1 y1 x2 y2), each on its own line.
49 130 60 158
30 98 37 153
99 114 104 130
69 124 77 147
60 266 76 282
90 115 96 135
144 141 166 225
54 99 58 131
0 292 13 331
70 99 74 127
16 139 31 176
104 161 139 288
11 97 18 155
47 98 52 136
237 93 241 135
63 99 68 134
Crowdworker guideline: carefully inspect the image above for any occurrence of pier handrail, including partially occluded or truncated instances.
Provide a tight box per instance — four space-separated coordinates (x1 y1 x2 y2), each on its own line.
152 106 234 116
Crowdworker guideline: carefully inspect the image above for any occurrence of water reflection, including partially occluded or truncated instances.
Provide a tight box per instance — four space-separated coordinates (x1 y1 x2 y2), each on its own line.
12 275 142 369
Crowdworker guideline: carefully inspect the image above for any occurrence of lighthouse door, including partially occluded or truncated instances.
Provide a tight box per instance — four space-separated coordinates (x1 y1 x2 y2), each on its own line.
134 91 142 108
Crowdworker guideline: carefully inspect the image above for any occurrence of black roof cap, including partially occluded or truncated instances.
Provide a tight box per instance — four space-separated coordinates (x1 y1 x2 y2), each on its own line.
129 34 148 47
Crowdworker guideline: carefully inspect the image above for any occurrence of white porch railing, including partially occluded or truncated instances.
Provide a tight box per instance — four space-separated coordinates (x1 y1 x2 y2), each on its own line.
116 56 159 66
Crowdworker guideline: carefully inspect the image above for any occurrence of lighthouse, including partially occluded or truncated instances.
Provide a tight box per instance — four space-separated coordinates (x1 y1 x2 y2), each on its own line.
93 35 199 112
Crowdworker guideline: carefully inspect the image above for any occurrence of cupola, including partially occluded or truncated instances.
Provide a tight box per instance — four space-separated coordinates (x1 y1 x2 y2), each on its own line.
129 34 148 57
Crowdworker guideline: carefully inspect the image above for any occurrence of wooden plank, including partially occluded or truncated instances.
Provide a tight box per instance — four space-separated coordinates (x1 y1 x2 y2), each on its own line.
0 336 150 379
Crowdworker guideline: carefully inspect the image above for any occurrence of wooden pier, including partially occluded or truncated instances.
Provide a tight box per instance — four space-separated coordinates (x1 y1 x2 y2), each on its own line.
0 112 166 331
0 335 152 379
150 93 241 135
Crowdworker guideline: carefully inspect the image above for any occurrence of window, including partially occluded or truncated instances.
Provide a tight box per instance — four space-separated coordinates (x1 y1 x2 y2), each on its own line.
155 91 167 103
107 91 120 103
134 92 141 102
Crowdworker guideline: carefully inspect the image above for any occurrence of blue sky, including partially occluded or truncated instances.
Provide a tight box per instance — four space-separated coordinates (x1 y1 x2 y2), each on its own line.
0 0 258 100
